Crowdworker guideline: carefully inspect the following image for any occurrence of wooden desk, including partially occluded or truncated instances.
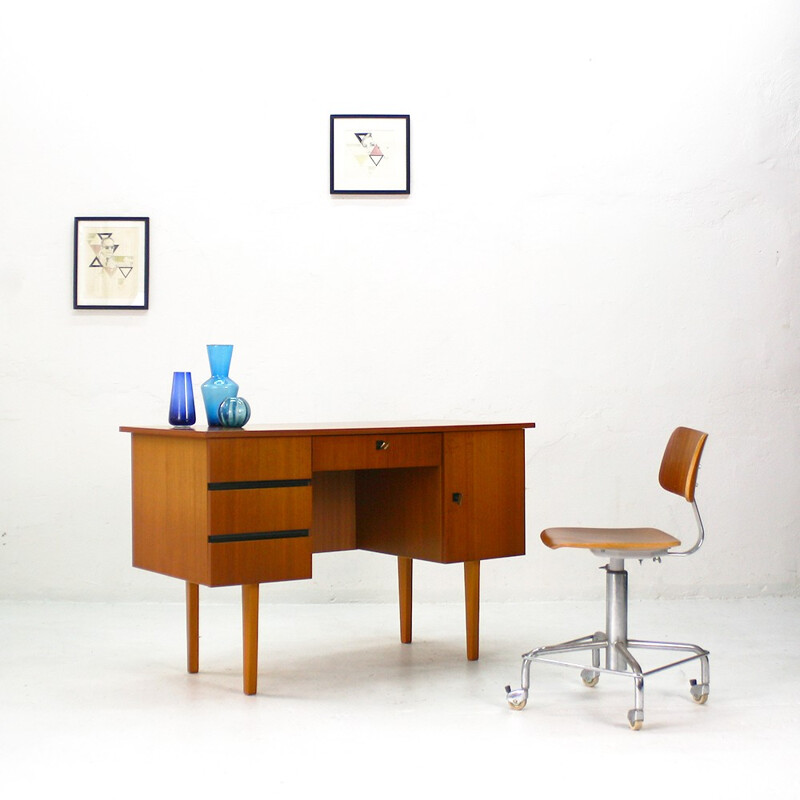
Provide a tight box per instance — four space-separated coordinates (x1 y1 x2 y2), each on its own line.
121 421 533 694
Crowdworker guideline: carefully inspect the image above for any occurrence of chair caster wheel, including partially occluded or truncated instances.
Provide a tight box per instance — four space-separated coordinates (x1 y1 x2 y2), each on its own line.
627 709 644 730
690 679 709 704
580 669 600 687
505 685 528 710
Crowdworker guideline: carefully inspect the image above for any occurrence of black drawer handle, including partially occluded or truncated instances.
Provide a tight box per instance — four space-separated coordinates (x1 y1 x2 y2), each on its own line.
376 440 390 451
209 530 309 543
452 492 463 505
208 479 311 491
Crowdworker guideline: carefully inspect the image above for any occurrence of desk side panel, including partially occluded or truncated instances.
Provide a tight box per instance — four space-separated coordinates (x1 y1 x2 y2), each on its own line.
131 435 208 583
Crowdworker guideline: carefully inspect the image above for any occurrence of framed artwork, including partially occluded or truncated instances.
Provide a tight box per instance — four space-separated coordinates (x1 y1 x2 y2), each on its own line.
330 115 410 194
73 217 149 309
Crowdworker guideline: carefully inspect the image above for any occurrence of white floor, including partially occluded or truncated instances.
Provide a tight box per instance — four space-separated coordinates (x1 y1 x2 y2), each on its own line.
2 596 798 798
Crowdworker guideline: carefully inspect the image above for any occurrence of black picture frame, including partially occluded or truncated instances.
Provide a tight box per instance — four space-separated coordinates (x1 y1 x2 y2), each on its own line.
73 217 149 309
330 114 410 194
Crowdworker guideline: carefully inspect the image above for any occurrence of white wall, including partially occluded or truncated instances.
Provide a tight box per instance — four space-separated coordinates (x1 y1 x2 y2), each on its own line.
1 0 798 604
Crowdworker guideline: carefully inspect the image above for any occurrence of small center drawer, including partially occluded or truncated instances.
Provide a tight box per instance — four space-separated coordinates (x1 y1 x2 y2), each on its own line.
312 433 441 471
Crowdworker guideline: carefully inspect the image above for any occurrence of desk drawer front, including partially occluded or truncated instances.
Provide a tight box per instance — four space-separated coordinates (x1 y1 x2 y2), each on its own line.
312 433 441 471
208 437 311 483
208 536 312 586
208 486 312 536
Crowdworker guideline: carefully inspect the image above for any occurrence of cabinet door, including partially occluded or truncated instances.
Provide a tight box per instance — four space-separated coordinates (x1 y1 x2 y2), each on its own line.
442 429 526 563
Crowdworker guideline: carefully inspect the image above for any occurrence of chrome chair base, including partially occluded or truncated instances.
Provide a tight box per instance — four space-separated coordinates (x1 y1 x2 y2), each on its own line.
505 561 710 730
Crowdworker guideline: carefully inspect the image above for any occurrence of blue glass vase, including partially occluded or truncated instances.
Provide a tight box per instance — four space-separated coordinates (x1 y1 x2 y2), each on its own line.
201 344 239 426
168 371 196 427
218 396 251 428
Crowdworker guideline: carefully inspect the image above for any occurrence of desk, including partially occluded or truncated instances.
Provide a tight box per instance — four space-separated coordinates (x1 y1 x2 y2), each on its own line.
121 421 533 694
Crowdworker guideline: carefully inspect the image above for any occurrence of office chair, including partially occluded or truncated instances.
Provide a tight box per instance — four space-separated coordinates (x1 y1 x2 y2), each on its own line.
505 427 709 730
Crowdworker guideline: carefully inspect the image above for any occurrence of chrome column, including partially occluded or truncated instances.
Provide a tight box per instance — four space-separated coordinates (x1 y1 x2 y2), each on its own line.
605 558 628 671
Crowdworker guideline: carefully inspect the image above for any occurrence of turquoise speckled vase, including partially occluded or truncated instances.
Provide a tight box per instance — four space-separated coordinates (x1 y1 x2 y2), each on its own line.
218 396 251 428
201 344 239 425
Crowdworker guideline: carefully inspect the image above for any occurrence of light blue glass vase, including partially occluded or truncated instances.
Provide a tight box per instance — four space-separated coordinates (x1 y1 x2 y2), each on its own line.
201 344 239 426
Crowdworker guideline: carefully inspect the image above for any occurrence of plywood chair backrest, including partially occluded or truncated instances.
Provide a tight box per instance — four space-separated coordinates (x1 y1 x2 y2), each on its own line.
658 427 708 502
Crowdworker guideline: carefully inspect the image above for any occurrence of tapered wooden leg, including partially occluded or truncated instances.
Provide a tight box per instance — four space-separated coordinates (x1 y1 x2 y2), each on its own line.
464 561 480 661
398 556 413 644
186 581 199 674
242 584 260 695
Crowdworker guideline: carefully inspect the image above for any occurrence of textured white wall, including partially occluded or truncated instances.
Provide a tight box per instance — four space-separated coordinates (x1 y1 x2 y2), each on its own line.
0 1 798 604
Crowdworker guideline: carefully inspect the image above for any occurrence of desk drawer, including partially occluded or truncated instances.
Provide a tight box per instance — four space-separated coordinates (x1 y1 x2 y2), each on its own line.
208 437 311 483
208 486 312 536
207 535 312 586
312 433 441 471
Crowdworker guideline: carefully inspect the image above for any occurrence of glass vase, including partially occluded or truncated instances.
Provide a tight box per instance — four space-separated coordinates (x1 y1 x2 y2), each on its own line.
218 396 251 428
201 344 239 425
168 371 196 427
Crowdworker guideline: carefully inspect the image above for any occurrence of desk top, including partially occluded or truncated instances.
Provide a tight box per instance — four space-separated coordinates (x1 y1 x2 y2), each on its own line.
120 420 535 438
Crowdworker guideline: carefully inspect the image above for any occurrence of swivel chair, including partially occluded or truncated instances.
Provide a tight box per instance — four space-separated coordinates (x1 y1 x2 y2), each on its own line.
505 427 709 730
